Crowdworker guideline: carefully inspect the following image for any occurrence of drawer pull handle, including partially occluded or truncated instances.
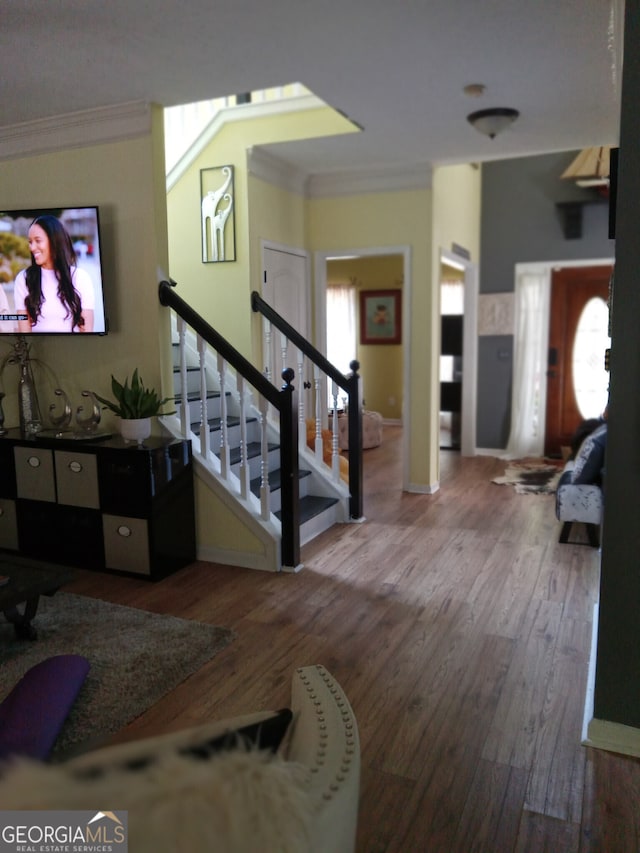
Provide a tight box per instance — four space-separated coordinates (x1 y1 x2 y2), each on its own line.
69 461 83 474
0 507 4 517
117 525 132 538
27 456 41 468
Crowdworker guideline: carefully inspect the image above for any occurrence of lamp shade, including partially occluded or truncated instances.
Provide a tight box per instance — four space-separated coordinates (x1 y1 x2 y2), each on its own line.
561 146 612 187
467 108 519 139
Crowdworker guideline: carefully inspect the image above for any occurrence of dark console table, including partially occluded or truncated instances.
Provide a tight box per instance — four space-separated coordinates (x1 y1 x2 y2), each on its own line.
0 431 196 580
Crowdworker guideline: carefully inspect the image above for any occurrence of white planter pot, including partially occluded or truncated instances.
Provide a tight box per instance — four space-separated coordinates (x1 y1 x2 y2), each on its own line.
119 417 152 444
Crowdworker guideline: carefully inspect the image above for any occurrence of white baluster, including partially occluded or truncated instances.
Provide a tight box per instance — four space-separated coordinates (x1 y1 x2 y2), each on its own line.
313 365 323 465
238 376 250 500
263 317 272 386
297 348 306 447
217 353 230 479
178 318 189 437
259 397 271 520
331 382 340 481
198 336 210 459
280 332 288 386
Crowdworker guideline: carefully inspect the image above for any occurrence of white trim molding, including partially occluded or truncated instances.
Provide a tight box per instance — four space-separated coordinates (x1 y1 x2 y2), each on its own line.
582 602 640 758
307 163 432 198
0 101 153 162
583 719 640 759
248 147 308 196
407 481 440 495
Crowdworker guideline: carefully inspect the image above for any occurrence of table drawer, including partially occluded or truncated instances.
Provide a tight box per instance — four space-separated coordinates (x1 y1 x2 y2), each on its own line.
14 447 55 502
103 514 150 576
55 450 99 509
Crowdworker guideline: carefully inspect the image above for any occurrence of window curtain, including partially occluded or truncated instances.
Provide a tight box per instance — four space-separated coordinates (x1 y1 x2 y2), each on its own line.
326 284 357 372
326 284 357 406
503 268 550 459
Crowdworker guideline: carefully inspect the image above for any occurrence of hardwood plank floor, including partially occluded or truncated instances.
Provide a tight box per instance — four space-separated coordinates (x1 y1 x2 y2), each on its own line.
66 426 640 852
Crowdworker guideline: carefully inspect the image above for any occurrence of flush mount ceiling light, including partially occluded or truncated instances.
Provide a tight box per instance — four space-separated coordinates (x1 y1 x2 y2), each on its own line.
467 107 519 139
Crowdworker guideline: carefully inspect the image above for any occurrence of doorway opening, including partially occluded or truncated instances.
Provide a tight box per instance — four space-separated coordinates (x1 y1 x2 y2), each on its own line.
316 246 410 489
505 258 613 460
438 250 478 458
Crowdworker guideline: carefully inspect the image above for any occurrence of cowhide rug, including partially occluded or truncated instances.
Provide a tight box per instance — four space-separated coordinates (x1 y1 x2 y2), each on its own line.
492 459 564 495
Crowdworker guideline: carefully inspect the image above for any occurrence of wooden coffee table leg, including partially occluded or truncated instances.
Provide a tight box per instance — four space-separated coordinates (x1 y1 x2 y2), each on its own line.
3 596 40 640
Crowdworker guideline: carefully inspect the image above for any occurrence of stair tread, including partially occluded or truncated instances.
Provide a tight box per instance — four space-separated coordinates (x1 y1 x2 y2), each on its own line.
275 494 338 524
176 390 228 402
191 415 257 433
249 467 311 495
215 441 279 465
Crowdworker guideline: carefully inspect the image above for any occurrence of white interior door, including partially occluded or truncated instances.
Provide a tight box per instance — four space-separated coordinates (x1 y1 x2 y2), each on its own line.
262 244 310 387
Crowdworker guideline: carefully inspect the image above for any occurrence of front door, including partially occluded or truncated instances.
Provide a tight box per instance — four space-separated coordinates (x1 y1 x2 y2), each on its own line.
544 265 611 456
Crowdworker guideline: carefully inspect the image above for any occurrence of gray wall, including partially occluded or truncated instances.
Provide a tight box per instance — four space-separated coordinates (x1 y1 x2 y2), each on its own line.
477 152 614 448
594 0 640 729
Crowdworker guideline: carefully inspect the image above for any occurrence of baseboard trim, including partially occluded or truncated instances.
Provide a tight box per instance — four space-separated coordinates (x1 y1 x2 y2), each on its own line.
582 601 640 758
407 481 440 495
583 718 640 759
196 544 278 573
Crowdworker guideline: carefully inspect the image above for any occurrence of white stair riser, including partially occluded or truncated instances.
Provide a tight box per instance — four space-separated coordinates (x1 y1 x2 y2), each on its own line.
198 419 260 450
180 395 224 424
173 368 204 396
263 474 311 515
228 446 280 482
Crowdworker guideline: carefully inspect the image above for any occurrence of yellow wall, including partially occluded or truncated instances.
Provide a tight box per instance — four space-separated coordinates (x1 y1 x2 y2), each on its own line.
431 163 481 480
327 255 403 419
306 188 435 488
0 107 171 433
0 106 481 566
247 175 307 363
167 106 355 360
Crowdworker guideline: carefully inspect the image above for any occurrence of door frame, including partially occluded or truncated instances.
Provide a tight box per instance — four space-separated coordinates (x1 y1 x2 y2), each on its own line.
439 249 478 457
514 255 614 450
314 245 411 490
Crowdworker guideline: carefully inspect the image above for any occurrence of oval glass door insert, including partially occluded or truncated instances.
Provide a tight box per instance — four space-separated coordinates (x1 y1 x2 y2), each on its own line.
572 296 610 418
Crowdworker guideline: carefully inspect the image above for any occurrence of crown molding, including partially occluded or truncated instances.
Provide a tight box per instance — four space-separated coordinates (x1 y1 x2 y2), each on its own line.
247 146 308 196
0 101 153 162
306 163 432 197
248 152 433 199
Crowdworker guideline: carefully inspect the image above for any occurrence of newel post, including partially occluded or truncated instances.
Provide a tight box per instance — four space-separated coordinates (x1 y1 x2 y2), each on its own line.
279 368 300 569
347 360 364 520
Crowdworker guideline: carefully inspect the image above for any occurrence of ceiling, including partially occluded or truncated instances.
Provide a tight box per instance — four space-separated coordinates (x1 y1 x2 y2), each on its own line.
1 0 624 178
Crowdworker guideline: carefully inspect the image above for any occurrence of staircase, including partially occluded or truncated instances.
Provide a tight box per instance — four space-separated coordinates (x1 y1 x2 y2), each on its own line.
158 280 363 572
171 341 345 550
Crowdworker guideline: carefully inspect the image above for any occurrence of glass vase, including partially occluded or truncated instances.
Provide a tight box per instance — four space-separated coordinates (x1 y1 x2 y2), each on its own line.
18 361 43 436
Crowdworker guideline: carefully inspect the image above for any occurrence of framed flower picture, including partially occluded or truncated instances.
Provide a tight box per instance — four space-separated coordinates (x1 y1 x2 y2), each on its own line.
359 289 402 344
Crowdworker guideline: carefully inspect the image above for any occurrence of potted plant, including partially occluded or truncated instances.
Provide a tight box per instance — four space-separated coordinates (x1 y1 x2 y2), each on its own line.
94 369 175 443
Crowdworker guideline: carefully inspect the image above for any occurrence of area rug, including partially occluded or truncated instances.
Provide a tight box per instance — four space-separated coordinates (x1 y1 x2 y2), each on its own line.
492 459 564 494
0 593 235 759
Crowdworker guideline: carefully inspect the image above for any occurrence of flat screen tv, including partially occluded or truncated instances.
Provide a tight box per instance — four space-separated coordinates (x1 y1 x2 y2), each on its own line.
0 206 108 335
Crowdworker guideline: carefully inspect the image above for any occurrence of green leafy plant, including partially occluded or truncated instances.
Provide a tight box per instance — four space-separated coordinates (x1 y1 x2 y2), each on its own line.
94 369 175 419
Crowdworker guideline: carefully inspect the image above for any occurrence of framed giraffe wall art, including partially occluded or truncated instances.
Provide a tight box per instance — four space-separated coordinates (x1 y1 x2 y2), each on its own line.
200 165 236 263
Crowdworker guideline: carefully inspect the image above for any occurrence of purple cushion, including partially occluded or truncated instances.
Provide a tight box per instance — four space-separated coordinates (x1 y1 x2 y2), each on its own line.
0 654 90 761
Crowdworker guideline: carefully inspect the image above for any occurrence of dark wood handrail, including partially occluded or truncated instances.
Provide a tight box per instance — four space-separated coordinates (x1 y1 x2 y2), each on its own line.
252 290 353 391
251 288 363 520
159 279 300 568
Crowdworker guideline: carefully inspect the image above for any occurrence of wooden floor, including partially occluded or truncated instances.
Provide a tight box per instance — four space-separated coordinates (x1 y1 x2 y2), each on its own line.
68 426 640 852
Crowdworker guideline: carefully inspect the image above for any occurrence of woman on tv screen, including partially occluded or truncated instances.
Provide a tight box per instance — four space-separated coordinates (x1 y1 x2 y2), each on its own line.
13 214 94 333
